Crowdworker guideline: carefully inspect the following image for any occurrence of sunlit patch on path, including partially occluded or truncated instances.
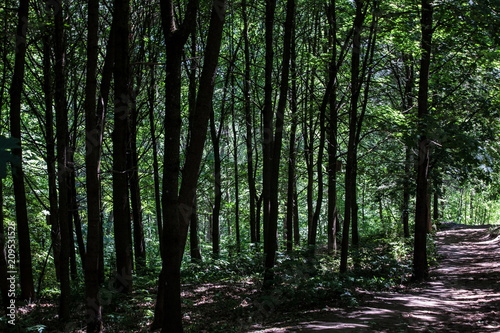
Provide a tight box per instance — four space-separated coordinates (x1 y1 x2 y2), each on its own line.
276 225 500 332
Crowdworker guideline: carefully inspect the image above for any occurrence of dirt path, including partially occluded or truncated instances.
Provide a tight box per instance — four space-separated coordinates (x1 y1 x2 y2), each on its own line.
253 225 500 333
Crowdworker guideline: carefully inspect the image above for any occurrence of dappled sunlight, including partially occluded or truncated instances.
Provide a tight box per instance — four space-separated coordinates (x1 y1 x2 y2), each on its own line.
283 226 500 332
298 321 370 330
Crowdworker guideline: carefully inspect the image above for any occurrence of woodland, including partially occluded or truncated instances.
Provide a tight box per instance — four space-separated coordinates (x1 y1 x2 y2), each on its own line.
0 0 499 332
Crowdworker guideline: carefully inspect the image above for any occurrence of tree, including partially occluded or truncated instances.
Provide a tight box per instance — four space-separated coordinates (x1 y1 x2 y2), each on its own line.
154 1 226 331
264 0 295 287
152 0 199 329
9 0 35 301
340 0 368 273
241 0 258 244
84 0 103 329
52 0 72 320
112 0 133 293
413 0 433 281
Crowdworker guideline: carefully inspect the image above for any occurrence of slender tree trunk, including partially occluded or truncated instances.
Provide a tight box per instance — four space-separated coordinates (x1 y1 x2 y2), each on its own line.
209 109 222 258
187 32 202 263
112 0 133 293
402 148 412 238
262 0 276 280
327 0 339 255
68 155 79 280
129 97 146 270
147 62 162 247
9 0 35 301
352 7 377 246
242 0 257 244
69 149 86 270
231 75 241 253
153 4 189 329
96 12 117 286
310 90 326 254
264 0 294 288
161 3 226 331
433 189 439 221
340 0 366 273
84 0 103 329
285 28 298 253
413 0 433 281
401 53 415 239
190 196 202 262
52 0 71 319
42 19 61 281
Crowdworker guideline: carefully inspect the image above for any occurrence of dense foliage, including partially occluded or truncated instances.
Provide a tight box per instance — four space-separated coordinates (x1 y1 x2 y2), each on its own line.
0 0 498 331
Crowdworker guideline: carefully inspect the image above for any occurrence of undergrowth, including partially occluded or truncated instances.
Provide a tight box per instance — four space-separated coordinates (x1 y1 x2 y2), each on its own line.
14 235 428 333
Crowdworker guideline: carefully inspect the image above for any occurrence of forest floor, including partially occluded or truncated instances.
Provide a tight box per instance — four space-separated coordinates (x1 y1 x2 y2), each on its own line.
13 224 500 332
249 224 500 333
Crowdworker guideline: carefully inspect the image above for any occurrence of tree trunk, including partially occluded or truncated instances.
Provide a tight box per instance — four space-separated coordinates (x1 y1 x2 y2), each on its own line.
242 0 258 244
42 18 61 281
112 0 133 293
340 0 366 273
129 96 146 270
147 62 163 249
402 147 412 238
327 0 339 255
95 9 117 286
209 108 222 258
433 189 439 221
152 0 197 327
9 0 35 301
231 74 241 253
285 27 298 252
161 2 226 331
413 0 433 281
84 0 103 329
401 53 415 239
190 196 202 262
52 0 71 320
264 0 294 288
154 1 226 331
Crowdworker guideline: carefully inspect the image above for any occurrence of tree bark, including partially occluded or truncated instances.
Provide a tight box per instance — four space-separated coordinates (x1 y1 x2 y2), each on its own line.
209 108 222 258
42 15 61 281
327 0 339 255
50 0 71 320
129 95 146 270
231 73 241 253
264 0 294 288
112 0 133 293
241 0 258 244
84 0 103 329
401 53 415 239
190 196 202 262
9 0 35 301
340 0 366 273
285 27 298 253
262 0 276 284
413 0 433 281
160 2 226 331
152 0 199 328
147 61 163 249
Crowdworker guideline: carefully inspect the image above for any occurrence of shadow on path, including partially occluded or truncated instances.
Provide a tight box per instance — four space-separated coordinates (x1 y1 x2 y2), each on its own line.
264 225 500 332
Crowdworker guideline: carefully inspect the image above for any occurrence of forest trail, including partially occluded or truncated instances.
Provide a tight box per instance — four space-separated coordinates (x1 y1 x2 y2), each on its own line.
256 225 500 333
